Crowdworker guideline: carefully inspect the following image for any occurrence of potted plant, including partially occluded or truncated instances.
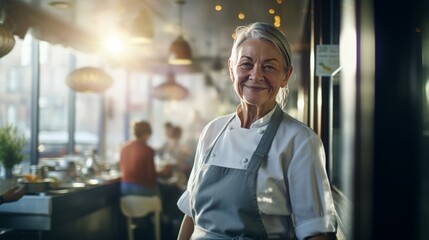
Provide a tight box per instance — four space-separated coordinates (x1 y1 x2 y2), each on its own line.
0 124 27 179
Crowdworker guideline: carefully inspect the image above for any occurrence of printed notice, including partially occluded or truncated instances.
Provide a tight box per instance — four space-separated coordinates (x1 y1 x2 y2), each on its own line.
316 45 340 77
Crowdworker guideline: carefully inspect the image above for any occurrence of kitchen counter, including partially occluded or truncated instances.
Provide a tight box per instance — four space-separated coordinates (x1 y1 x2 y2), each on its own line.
0 177 126 240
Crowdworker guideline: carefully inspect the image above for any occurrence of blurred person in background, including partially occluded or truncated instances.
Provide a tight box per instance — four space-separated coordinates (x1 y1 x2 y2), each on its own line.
119 121 170 240
157 124 193 238
158 125 192 189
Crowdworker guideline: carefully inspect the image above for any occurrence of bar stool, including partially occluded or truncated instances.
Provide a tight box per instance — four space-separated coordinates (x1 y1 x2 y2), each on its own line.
120 195 162 240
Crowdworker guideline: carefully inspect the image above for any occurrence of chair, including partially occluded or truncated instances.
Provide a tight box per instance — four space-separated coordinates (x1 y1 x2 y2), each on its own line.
120 195 162 240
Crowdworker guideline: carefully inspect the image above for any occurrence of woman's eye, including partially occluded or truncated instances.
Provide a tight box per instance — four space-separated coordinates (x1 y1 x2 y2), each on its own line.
240 62 253 69
263 65 276 71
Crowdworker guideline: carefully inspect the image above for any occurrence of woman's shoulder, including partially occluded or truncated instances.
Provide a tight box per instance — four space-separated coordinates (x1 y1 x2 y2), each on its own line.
279 113 320 140
206 113 235 128
199 113 235 142
201 113 234 133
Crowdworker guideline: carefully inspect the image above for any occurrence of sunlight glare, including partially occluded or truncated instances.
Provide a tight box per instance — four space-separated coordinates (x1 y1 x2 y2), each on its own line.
104 35 124 54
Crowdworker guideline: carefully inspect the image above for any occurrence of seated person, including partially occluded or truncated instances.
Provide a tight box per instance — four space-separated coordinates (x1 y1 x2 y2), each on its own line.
119 121 170 240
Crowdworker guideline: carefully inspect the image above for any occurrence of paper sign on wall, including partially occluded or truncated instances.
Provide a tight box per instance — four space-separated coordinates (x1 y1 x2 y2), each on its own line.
316 45 339 77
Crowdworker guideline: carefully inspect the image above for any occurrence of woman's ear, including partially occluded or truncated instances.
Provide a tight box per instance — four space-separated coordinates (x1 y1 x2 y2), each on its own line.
281 66 293 88
228 59 235 82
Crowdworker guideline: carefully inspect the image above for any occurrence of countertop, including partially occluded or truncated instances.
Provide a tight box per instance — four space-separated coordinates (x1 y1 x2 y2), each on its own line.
0 176 121 231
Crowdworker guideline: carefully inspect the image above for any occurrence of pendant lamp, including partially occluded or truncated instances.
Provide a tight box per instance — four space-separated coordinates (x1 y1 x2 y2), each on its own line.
66 67 113 93
152 72 189 100
0 24 15 58
129 8 154 44
168 0 192 65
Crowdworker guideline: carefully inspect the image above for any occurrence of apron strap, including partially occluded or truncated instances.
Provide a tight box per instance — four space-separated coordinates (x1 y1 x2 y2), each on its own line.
249 105 283 169
245 105 284 239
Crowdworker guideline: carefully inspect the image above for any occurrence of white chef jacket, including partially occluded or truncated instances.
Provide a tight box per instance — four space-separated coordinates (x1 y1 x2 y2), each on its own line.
177 107 337 239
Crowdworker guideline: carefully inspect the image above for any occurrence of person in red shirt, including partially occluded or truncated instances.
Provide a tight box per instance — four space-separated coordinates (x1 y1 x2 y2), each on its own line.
119 121 169 240
120 121 158 195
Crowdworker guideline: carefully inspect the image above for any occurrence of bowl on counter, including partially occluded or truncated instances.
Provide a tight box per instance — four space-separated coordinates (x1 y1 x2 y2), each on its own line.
23 180 52 194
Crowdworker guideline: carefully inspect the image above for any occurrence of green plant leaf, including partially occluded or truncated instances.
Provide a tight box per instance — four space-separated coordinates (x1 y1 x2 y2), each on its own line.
0 124 28 169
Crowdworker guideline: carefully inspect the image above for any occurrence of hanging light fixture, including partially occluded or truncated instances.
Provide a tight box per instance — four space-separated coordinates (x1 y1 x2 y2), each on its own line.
0 4 15 59
129 7 154 44
0 24 15 58
168 0 192 65
66 67 114 93
152 72 189 100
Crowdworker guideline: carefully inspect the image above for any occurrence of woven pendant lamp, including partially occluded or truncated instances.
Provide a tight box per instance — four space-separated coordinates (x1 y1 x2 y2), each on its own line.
0 24 15 58
66 67 113 93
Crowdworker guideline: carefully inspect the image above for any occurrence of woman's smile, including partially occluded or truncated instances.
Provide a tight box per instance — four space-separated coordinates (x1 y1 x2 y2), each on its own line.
243 83 270 91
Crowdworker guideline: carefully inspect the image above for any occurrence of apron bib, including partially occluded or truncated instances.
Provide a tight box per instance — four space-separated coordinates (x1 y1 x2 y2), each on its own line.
190 105 283 240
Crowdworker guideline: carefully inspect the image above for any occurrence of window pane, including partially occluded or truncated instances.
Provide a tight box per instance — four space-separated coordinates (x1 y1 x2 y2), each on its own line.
38 42 71 158
73 54 105 156
74 92 100 155
0 35 32 177
331 70 353 199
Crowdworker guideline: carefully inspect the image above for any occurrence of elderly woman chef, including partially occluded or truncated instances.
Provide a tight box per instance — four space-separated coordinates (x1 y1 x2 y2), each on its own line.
177 22 337 240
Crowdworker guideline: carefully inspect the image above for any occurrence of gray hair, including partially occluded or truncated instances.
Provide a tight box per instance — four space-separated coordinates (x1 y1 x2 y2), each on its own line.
229 22 293 70
229 22 293 110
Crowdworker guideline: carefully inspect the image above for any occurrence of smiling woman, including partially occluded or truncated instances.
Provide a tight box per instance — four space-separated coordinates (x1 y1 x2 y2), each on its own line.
228 22 293 128
230 38 291 124
176 22 337 240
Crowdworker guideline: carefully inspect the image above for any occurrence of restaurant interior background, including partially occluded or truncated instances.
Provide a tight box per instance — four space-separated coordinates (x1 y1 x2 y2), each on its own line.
2 0 429 239
0 0 310 178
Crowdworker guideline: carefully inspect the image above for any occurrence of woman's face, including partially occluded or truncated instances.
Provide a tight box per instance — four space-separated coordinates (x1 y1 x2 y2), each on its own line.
229 39 291 108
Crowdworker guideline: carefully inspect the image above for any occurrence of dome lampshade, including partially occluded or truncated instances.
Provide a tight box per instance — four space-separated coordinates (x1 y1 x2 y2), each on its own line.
129 10 154 44
168 36 192 65
168 0 192 65
66 67 113 93
152 72 189 100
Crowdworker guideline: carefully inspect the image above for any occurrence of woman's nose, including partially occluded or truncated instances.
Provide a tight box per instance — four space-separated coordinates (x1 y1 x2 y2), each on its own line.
249 66 263 80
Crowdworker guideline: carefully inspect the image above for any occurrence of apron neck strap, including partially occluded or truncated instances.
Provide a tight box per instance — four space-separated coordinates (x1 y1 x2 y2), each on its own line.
252 105 283 160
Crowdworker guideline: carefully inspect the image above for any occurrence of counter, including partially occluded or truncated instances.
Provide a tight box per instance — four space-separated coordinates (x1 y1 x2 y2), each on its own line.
0 178 127 240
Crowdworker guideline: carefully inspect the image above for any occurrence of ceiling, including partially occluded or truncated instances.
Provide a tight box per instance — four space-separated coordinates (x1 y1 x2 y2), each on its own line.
2 0 310 72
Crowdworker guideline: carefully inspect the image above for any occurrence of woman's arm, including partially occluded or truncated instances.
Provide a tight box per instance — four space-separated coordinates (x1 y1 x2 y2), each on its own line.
177 215 194 240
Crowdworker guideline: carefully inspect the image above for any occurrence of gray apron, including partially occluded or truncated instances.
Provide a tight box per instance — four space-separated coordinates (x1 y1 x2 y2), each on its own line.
190 105 284 240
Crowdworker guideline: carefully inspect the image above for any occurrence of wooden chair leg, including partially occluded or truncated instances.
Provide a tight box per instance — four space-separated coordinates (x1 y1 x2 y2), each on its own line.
154 211 161 240
127 218 134 240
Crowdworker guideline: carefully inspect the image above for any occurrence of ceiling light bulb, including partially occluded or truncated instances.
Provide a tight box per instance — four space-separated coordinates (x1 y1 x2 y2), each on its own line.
238 12 245 20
